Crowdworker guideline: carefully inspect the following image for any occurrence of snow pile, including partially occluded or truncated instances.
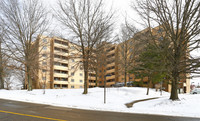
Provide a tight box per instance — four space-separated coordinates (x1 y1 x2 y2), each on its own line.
0 87 199 118
132 94 200 117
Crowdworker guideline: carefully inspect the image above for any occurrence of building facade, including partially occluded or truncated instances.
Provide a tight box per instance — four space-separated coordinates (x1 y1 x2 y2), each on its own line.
31 25 190 93
33 36 84 89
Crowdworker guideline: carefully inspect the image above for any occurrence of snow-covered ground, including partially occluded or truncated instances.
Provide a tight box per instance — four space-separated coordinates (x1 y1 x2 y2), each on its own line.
0 87 199 118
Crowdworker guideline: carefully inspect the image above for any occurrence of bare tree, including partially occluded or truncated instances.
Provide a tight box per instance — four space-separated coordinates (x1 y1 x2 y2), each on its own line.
0 26 4 89
132 0 200 100
0 0 50 91
55 0 114 94
117 23 138 86
14 69 25 89
4 67 13 90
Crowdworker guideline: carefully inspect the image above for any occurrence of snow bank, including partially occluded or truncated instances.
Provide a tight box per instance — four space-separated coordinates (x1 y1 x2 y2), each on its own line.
0 87 199 118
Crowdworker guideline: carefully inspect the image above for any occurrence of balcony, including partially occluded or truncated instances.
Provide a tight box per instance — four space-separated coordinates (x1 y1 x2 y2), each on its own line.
54 65 68 70
54 42 68 49
88 76 96 80
106 81 115 86
106 75 115 80
106 69 115 74
54 50 68 56
54 73 68 78
54 58 68 63
106 62 115 68
107 49 115 55
54 81 69 85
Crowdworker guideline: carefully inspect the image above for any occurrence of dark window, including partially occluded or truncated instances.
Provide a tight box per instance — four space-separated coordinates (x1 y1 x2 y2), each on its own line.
62 85 68 88
61 63 68 67
61 78 68 81
42 77 46 80
42 39 47 43
42 62 47 65
54 84 60 88
42 69 46 72
42 54 47 57
159 37 164 41
157 28 163 33
43 46 47 50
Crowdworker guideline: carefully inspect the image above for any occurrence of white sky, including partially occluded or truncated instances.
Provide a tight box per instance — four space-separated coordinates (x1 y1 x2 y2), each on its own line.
42 0 200 85
42 0 140 35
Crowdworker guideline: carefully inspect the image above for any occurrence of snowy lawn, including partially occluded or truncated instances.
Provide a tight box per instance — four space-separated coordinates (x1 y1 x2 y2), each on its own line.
0 87 199 118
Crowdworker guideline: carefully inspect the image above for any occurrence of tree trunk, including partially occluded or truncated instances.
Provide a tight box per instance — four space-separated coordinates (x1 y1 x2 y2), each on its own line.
146 77 150 95
170 70 179 100
124 71 127 86
170 79 179 100
27 66 32 91
23 79 26 89
0 41 4 89
95 69 98 87
83 61 88 94
170 47 180 100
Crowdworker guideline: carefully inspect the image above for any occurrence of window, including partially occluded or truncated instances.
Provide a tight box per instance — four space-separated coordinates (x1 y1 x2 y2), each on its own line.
62 49 68 53
54 39 60 43
54 77 60 81
80 80 83 83
71 72 74 76
54 47 60 51
71 66 74 69
43 46 47 50
54 84 60 88
71 46 75 50
54 62 60 66
72 59 75 62
61 63 68 67
80 86 83 88
61 71 68 74
63 42 68 46
159 37 164 41
42 54 47 57
42 77 46 80
54 70 60 73
42 39 47 43
42 69 46 72
61 78 68 81
157 28 163 33
71 85 74 88
80 67 83 70
71 79 74 82
80 73 83 76
42 62 47 65
62 85 68 88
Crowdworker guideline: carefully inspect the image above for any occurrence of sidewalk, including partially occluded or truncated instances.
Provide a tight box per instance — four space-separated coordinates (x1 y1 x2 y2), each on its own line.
125 97 160 108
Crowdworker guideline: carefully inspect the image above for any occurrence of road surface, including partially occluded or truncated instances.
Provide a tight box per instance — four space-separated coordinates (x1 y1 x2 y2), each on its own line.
0 99 199 121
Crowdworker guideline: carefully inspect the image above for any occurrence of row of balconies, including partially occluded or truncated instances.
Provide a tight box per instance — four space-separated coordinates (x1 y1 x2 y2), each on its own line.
54 39 68 46
54 47 68 53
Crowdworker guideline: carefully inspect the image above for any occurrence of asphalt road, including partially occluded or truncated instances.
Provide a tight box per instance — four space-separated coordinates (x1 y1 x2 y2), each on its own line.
0 99 199 121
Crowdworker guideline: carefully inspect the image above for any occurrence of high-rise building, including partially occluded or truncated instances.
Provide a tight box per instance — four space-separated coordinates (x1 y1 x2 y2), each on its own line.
29 25 190 93
97 43 119 87
32 36 84 89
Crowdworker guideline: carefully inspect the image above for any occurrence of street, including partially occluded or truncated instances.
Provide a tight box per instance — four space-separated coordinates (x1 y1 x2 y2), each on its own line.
0 99 199 121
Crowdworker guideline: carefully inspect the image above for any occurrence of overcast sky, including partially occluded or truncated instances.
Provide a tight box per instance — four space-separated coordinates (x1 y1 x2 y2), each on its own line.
42 0 141 36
